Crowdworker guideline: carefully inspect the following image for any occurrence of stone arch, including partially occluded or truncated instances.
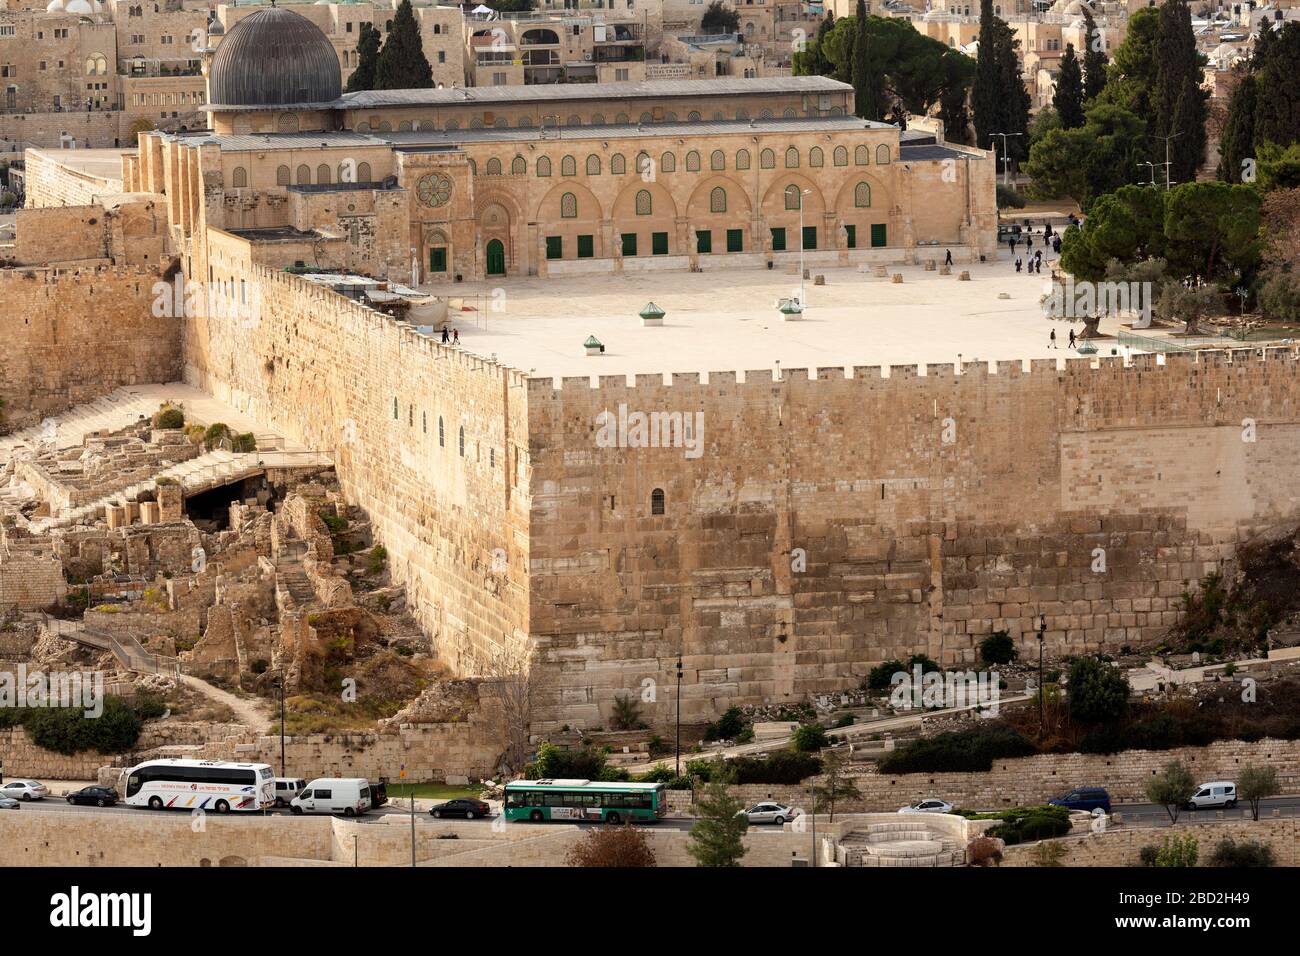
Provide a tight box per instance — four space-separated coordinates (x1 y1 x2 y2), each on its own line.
276 112 299 133
296 164 311 184
685 174 752 222
533 180 603 229
611 179 678 222
760 174 827 245
218 856 248 867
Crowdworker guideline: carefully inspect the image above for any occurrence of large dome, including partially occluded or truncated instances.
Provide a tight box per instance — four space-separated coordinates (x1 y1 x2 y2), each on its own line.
208 7 341 107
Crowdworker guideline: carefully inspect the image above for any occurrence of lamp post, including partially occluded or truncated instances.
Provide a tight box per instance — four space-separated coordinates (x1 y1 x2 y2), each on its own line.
797 187 812 309
1037 614 1047 738
675 652 683 777
1138 161 1158 187
990 132 1023 187
274 669 286 778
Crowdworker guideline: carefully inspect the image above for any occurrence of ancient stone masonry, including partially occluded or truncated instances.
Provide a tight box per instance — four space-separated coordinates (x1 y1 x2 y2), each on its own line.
0 524 65 611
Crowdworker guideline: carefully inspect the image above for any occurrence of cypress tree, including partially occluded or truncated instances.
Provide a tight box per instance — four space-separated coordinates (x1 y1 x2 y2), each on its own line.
1152 0 1206 183
1169 81 1207 185
972 0 1000 150
1217 73 1257 183
1054 44 1085 129
851 0 878 121
1254 21 1300 149
993 18 1030 163
814 11 835 76
344 22 380 93
375 0 433 91
1081 9 1107 102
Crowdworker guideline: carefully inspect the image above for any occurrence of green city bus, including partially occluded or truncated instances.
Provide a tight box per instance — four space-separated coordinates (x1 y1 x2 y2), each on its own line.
503 779 668 824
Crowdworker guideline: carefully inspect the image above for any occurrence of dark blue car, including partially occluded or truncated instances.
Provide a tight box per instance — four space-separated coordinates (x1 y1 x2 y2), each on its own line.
1047 787 1111 813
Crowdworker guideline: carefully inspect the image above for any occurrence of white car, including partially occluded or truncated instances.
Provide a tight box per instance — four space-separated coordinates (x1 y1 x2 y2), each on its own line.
739 802 800 825
898 798 953 814
1186 781 1237 811
1 779 49 801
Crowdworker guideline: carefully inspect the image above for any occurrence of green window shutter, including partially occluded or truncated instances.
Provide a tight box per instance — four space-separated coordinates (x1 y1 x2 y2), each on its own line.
844 225 856 249
696 230 711 254
652 231 668 255
726 228 743 253
577 234 594 258
871 223 887 247
802 226 817 251
770 227 786 252
429 247 447 272
621 233 637 256
546 236 563 260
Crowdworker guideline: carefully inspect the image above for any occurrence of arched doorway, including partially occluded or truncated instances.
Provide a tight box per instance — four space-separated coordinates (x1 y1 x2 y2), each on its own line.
486 238 506 276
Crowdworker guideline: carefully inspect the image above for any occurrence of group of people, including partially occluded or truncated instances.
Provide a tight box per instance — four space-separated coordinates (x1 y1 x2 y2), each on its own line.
1016 251 1044 274
440 327 461 345
1048 327 1079 350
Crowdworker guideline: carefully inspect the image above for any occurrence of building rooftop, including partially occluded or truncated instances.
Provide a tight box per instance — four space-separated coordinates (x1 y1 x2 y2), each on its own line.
205 75 853 112
429 259 1127 381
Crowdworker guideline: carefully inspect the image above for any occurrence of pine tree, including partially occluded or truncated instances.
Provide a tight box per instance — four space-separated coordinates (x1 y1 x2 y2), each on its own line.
813 11 834 75
993 18 1031 163
851 0 878 121
687 764 748 867
1054 44 1085 129
375 0 433 91
972 0 1000 150
1081 9 1107 102
1152 0 1206 183
344 22 380 94
1254 21 1300 150
1217 73 1257 183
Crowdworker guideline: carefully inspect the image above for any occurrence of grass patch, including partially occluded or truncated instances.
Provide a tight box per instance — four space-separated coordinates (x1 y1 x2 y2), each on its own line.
386 782 487 801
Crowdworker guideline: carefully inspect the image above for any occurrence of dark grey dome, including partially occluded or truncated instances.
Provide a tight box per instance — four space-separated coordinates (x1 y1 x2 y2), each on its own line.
208 7 340 107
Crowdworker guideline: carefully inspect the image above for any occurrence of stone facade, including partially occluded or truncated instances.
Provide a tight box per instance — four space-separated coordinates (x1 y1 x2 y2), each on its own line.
1001 818 1300 867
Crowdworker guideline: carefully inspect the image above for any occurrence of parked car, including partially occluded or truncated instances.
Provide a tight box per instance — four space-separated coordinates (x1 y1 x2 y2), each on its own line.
65 786 118 807
1186 781 1237 810
0 797 19 810
430 798 490 820
1047 787 1111 813
271 777 307 808
739 802 800 825
289 778 371 817
898 798 954 814
1 779 48 801
369 779 388 809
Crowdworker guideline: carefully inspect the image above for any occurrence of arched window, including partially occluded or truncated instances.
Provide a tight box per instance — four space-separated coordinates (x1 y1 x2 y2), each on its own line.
710 186 726 213
567 114 582 126
486 157 502 176
276 165 290 186
438 417 444 447
615 112 629 123
759 108 773 119
735 149 751 170
640 111 654 123
660 151 675 173
833 146 848 167
783 107 797 118
760 149 775 169
470 118 484 129
561 155 576 176
611 154 626 174
687 111 701 121
784 184 802 210
785 147 800 168
809 147 824 168
445 119 460 130
231 166 247 188
317 164 331 184
560 192 578 218
685 151 701 172
458 426 465 457
511 155 526 175
592 113 606 125
357 162 371 182
876 144 891 164
854 182 872 207
651 488 665 515
537 156 552 177
635 189 652 216
296 164 311 184
735 108 750 120
855 145 869 165
393 397 399 420
710 149 725 171
586 154 601 175
664 111 678 122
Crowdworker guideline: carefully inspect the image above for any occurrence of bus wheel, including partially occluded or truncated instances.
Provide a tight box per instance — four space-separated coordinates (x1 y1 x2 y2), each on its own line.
214 800 230 813
148 797 164 810
606 812 621 825
530 810 544 822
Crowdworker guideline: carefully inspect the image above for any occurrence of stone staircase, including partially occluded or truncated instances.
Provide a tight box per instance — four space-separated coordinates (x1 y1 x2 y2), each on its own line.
0 388 159 467
837 821 964 867
42 616 180 676
276 559 316 607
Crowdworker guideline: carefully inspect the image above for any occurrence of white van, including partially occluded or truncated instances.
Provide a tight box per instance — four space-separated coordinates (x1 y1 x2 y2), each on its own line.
1186 781 1237 810
272 777 307 807
290 778 371 817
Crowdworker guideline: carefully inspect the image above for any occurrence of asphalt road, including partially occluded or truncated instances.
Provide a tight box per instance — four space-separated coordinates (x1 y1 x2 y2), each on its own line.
1113 795 1300 827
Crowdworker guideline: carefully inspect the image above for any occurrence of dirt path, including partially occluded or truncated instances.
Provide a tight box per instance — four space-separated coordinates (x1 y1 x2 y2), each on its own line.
177 673 269 734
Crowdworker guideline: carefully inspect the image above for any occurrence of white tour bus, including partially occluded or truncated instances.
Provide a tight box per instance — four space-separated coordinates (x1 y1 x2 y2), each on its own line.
121 759 275 812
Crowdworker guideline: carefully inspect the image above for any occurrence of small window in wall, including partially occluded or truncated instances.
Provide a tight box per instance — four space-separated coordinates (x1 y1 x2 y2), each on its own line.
685 151 700 172
546 236 563 259
710 149 724 171
784 184 802 210
760 149 775 169
276 165 290 185
458 426 465 456
855 145 869 165
297 164 311 184
876 144 891 164
651 488 665 515
855 182 872 207
560 192 577 218
651 232 668 255
393 397 399 420
784 147 799 168
231 166 247 187
586 154 601 175
735 149 750 170
486 157 502 176
438 416 445 447
611 154 625 174
833 146 848 166
423 411 427 434
726 228 743 252
490 448 495 468
660 152 675 173
537 156 552 177
577 234 594 258
710 186 726 213
809 147 824 168
635 189 652 216
844 224 857 248
512 155 526 175
317 164 331 184
771 227 786 251
357 162 371 182
561 155 576 176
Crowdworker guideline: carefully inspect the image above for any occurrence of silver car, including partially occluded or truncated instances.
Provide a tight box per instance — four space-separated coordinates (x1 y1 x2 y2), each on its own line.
898 798 953 814
0 797 19 810
1 779 49 801
740 802 800 825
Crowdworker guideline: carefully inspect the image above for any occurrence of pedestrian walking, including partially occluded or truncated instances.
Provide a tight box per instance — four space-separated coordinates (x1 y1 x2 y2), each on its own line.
1050 328 1057 349
1069 329 1077 348
453 328 460 344
441 327 449 344
945 249 953 266
1015 256 1022 273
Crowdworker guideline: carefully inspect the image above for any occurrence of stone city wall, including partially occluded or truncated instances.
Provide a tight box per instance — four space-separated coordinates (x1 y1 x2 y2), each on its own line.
524 349 1300 729
1001 818 1300 867
0 266 180 430
21 146 125 208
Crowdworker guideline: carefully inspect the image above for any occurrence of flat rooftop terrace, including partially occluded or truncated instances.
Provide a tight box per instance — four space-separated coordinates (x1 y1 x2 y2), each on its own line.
435 259 1130 381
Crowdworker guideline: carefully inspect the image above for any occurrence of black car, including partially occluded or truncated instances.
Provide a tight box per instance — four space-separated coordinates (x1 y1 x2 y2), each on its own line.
65 786 118 808
430 798 491 820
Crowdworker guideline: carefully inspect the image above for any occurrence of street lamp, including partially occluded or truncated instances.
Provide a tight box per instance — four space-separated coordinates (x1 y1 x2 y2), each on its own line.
797 187 812 310
1037 614 1047 737
990 132 1024 187
675 653 683 776
273 669 286 777
1138 161 1158 187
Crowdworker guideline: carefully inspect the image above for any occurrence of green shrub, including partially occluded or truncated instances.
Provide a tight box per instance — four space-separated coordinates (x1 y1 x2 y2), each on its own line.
132 691 168 721
878 722 1036 774
320 511 348 534
1208 838 1274 868
866 654 940 691
231 432 257 453
20 696 143 755
685 751 822 785
203 422 232 449
982 805 1072 845
997 184 1026 209
367 544 388 576
1154 833 1199 867
153 408 185 430
703 705 747 742
979 630 1017 665
1066 656 1131 724
833 713 855 728
525 742 627 781
791 723 828 752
